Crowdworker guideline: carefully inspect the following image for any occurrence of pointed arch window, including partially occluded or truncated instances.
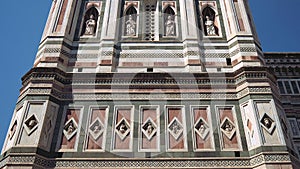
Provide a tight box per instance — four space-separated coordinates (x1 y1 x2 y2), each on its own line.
163 6 176 37
202 6 219 36
124 5 138 36
81 7 99 36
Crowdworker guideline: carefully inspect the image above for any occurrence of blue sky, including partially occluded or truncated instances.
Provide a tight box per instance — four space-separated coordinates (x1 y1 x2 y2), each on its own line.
0 1 299 150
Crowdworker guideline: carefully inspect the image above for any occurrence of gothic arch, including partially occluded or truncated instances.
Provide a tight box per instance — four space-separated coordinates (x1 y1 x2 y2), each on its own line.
81 6 99 36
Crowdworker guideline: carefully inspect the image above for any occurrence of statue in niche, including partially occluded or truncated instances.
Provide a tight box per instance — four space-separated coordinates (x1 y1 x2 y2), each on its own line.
165 15 175 36
205 16 216 36
126 15 136 36
84 14 96 35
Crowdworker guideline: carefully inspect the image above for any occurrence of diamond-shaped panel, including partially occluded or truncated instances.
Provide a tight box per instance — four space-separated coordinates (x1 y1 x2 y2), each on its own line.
260 113 276 134
89 117 105 141
220 117 236 140
24 114 39 136
115 117 130 141
194 118 209 140
63 118 78 141
168 117 183 140
142 117 157 140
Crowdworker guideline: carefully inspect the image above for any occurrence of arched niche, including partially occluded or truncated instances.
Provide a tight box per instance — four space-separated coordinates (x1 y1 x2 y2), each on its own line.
202 6 219 36
81 6 99 36
163 6 176 36
124 5 138 36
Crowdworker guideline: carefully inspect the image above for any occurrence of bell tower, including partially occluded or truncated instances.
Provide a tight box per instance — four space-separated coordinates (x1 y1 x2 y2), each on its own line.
1 0 298 169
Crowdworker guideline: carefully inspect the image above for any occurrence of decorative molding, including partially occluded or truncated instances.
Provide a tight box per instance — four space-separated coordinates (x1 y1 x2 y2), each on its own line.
0 154 292 168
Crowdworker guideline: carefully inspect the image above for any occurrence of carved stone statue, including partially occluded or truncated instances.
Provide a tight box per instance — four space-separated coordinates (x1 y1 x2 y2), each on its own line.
224 122 233 133
119 124 127 134
263 118 272 128
93 125 101 134
205 16 216 36
165 15 175 36
147 122 153 134
199 124 206 134
67 123 75 134
84 15 96 35
126 15 136 36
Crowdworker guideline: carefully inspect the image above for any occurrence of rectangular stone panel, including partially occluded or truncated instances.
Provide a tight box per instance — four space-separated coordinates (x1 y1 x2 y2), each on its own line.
59 108 81 150
166 106 187 151
139 106 160 152
86 107 108 151
112 106 134 151
217 107 241 150
191 106 214 151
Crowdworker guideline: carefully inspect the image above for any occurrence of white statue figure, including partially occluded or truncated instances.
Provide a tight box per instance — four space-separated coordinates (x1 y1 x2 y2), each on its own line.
165 15 175 36
126 15 136 36
84 14 96 35
205 16 216 36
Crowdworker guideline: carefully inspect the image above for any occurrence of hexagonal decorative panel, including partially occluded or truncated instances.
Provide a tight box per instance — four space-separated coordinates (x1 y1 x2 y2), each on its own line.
142 117 157 140
115 117 130 141
220 117 236 140
168 117 183 140
89 117 105 141
24 114 39 136
63 118 78 141
260 113 276 134
194 118 210 140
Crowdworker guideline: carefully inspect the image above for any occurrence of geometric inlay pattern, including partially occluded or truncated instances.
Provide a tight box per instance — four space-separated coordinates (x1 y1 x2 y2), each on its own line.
141 117 157 140
23 114 39 136
63 118 78 141
115 117 130 141
88 117 104 141
220 117 236 140
194 117 209 140
260 113 276 134
168 117 183 140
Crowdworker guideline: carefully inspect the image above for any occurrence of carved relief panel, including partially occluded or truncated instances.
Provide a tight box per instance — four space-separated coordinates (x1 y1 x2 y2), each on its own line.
191 106 214 151
254 101 283 145
85 106 109 151
2 106 24 153
18 101 48 146
165 106 187 152
112 106 134 152
240 101 262 150
216 106 241 150
58 107 83 151
139 106 160 152
39 102 59 151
